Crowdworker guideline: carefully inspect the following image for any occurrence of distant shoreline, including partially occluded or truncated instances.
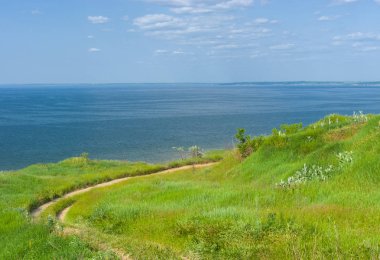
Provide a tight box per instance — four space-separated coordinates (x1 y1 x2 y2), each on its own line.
1 81 380 86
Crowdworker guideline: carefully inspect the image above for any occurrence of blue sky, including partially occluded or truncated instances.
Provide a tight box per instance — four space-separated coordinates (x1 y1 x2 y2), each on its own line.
1 0 380 83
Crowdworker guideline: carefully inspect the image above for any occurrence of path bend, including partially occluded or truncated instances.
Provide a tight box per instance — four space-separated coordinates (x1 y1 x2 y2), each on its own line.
31 162 217 259
31 162 217 219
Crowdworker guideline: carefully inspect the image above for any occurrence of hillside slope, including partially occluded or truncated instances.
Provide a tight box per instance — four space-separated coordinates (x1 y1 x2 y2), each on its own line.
59 114 380 259
0 153 220 259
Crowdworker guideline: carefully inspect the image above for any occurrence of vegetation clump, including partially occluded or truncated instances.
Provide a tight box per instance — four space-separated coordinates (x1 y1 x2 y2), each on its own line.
188 145 204 159
276 151 354 188
353 111 368 123
337 151 354 166
173 145 205 160
236 123 303 158
276 164 334 188
235 128 264 158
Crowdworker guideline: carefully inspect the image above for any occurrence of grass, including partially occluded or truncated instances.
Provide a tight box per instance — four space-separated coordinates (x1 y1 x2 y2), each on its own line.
0 152 221 259
54 114 380 259
2 114 380 259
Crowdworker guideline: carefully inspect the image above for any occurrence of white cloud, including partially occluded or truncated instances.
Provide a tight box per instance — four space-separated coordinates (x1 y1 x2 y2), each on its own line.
351 42 380 52
332 0 359 5
134 14 182 30
154 49 189 55
270 43 295 50
173 50 186 54
88 48 101 52
87 35 94 39
154 49 169 54
171 6 212 14
318 15 339 21
88 16 109 24
254 18 278 24
214 44 239 49
134 12 274 40
149 0 255 14
134 13 237 39
148 0 192 6
360 46 380 52
134 1 278 58
332 32 380 52
344 32 380 41
215 0 253 9
250 50 267 58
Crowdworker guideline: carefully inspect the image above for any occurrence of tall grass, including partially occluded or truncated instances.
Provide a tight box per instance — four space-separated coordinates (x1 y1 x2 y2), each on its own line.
0 152 222 258
61 114 380 259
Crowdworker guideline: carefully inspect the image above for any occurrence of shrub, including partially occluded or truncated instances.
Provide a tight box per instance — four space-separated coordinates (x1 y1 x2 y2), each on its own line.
188 146 204 159
353 111 368 123
276 151 354 189
337 151 353 166
235 129 264 158
276 164 334 189
235 128 253 158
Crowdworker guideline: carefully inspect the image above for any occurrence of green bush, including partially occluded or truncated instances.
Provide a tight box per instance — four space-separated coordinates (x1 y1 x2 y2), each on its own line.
235 129 264 158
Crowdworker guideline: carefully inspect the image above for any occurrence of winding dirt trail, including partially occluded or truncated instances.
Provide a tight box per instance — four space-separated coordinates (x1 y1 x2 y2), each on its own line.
57 205 72 222
32 162 217 219
31 163 217 259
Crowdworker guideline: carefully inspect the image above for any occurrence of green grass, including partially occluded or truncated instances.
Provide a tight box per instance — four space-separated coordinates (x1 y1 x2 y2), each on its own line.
2 114 379 259
58 114 380 259
0 152 221 259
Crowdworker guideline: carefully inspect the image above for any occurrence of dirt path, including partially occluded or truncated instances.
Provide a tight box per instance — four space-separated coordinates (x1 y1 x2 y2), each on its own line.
32 162 217 259
57 205 72 222
32 162 217 219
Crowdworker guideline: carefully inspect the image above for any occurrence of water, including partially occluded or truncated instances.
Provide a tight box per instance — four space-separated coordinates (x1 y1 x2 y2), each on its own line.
1 82 379 170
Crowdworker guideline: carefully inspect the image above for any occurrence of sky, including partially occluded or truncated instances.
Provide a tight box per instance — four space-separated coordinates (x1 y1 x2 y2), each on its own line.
1 0 380 83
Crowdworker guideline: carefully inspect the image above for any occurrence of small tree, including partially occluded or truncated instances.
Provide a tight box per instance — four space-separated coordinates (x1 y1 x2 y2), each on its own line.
235 128 264 159
188 145 204 159
172 147 186 160
235 128 252 158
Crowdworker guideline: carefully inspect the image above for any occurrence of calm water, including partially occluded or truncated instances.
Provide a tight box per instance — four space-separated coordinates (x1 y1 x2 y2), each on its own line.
1 82 380 170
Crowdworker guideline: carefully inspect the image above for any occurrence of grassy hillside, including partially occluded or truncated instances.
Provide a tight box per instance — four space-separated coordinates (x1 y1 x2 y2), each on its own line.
0 153 221 259
55 113 380 259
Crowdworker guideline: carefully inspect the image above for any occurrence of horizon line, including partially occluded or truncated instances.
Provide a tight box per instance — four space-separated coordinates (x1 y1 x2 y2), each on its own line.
1 81 380 86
